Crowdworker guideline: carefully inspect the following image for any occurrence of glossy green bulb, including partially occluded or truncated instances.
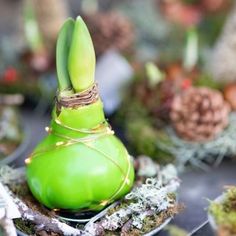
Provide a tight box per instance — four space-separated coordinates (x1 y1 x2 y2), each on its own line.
26 16 134 211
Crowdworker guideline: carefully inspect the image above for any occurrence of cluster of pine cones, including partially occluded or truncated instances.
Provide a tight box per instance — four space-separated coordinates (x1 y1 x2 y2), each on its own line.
83 11 134 56
170 87 230 142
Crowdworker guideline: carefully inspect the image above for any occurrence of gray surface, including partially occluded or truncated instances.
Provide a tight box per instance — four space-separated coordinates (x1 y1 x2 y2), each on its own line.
192 223 214 236
14 109 48 167
15 108 236 234
173 161 236 233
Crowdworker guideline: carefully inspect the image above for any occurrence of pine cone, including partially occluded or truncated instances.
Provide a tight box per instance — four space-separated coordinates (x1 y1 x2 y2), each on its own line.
170 87 230 142
83 11 134 56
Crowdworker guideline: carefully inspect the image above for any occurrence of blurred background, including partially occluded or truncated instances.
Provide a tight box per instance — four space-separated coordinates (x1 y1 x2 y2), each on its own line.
1 0 236 234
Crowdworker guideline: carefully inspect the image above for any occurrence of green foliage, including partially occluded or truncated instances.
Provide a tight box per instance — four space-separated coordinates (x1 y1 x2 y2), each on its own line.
56 16 96 93
145 62 165 88
23 0 43 52
183 0 198 4
127 119 174 164
194 73 223 90
183 27 198 71
209 187 236 234
68 16 96 92
166 225 188 236
198 13 228 46
116 99 174 164
56 18 74 92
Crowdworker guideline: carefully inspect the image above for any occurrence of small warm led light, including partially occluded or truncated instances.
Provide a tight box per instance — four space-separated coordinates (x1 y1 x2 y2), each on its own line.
109 130 115 135
100 200 109 206
125 178 131 185
25 157 32 165
56 141 64 146
53 208 60 212
45 127 51 133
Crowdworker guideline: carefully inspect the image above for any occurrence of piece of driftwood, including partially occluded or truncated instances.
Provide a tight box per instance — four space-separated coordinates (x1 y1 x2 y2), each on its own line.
0 214 17 236
8 186 84 236
0 166 85 236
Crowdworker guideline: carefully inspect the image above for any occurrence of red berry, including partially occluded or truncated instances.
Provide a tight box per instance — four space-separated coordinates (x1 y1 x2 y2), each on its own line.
3 67 18 83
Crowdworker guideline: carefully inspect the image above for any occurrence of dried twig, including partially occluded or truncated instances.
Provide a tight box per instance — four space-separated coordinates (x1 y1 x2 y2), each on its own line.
0 213 17 236
5 186 85 236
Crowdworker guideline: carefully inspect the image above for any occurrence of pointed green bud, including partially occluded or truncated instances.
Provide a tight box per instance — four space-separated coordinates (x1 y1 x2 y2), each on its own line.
68 16 96 92
183 27 198 72
56 18 75 92
24 0 43 53
145 62 165 88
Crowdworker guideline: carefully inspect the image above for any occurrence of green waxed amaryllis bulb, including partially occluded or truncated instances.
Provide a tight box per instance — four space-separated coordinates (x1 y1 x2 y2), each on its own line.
25 16 134 211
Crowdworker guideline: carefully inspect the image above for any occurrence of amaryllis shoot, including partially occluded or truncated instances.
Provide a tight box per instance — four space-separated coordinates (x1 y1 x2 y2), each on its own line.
145 62 165 88
183 27 199 72
68 16 96 92
57 16 96 93
56 18 74 92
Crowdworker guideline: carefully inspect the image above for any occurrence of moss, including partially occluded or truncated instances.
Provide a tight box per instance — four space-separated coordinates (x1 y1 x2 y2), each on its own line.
209 187 236 235
107 202 131 215
14 218 36 235
101 194 183 236
9 181 61 235
127 118 172 161
103 205 183 236
8 173 180 236
194 74 223 90
136 205 183 235
166 225 188 236
14 217 62 236
116 99 174 164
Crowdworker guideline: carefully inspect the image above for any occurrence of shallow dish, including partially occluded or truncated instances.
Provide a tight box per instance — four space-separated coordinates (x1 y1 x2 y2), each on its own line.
0 124 30 165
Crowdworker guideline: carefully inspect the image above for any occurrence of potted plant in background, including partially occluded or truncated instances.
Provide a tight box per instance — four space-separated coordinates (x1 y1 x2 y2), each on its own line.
0 93 29 165
208 186 236 235
0 0 68 110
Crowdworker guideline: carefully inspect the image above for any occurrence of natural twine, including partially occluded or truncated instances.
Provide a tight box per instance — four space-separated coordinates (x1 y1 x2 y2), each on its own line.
56 83 99 109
